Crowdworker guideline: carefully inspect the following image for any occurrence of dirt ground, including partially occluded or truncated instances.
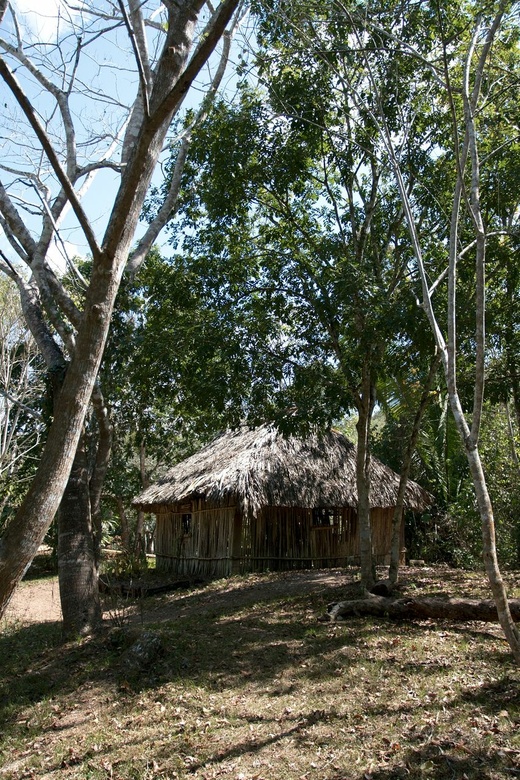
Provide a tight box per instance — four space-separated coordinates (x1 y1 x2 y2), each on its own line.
4 565 518 630
2 576 62 625
1 569 352 628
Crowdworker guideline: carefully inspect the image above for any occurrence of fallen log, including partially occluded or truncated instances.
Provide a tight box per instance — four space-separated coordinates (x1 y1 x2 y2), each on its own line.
324 595 520 623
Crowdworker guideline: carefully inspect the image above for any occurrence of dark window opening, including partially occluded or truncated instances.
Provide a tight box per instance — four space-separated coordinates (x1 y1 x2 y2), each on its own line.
312 508 336 527
182 513 192 534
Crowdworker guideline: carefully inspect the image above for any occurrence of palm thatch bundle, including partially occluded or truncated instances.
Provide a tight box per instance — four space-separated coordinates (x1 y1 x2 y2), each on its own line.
134 425 432 517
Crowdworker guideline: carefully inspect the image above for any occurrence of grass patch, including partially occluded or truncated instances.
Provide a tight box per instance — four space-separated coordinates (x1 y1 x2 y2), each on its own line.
0 566 519 779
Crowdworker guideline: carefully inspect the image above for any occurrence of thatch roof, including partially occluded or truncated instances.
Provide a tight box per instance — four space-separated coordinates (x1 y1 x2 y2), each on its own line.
134 425 433 516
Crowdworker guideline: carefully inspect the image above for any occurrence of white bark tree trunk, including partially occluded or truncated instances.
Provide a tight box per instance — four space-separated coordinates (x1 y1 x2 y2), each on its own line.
347 1 520 661
466 446 520 660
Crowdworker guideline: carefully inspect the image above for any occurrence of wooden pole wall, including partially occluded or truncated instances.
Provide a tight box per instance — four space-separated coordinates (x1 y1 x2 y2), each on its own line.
155 501 401 575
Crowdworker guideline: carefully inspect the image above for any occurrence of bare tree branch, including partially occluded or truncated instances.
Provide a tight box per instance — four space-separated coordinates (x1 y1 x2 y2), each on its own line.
0 182 37 262
107 0 240 257
118 0 150 117
0 387 43 421
0 61 100 259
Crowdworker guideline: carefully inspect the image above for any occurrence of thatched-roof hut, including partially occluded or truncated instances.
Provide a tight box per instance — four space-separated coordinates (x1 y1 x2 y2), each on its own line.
134 425 432 577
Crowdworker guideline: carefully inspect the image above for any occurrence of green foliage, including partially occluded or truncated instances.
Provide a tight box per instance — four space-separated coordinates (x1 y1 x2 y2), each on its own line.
149 63 435 430
375 394 520 568
102 550 148 582
479 404 520 567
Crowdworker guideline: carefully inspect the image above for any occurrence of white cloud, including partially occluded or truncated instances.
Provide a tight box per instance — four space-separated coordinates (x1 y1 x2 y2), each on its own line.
11 0 83 41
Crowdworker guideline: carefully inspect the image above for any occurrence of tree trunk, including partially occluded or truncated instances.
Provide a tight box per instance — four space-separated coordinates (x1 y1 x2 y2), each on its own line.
90 384 113 565
325 594 520 622
504 400 520 471
0 0 240 620
464 443 520 663
116 496 131 552
388 352 440 584
134 437 150 556
356 369 376 590
134 511 146 558
54 394 104 638
0 250 127 618
364 1 519 663
57 430 102 638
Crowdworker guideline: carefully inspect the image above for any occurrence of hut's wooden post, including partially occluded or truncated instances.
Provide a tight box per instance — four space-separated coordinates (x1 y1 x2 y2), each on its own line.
231 509 243 574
